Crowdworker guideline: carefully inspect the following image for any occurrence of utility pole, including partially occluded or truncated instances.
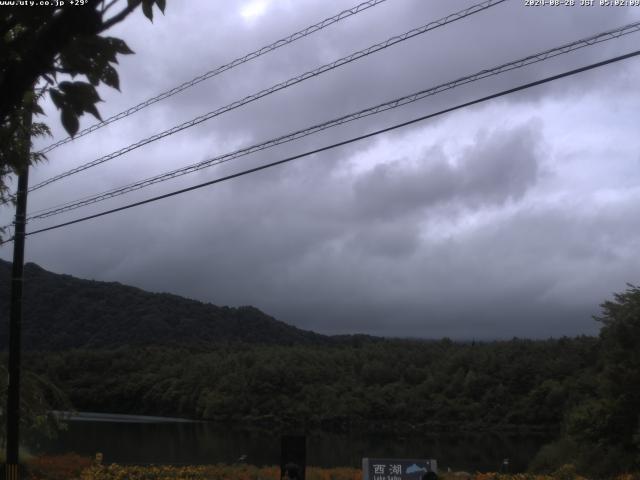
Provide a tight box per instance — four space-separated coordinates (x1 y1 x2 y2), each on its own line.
4 101 32 480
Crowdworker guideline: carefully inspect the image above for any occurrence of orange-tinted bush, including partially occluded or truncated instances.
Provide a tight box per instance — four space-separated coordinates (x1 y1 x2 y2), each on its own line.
27 453 93 480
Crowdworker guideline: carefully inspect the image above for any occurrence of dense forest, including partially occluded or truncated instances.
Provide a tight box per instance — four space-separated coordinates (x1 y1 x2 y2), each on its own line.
1 261 638 475
25 338 598 431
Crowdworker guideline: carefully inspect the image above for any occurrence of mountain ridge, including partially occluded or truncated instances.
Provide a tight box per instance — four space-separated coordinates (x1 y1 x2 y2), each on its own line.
0 259 335 350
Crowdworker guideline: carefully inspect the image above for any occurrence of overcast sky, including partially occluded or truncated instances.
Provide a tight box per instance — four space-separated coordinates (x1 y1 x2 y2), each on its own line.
2 0 640 339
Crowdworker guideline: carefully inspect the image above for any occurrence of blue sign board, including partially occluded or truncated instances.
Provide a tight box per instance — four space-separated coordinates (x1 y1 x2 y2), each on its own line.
362 458 437 480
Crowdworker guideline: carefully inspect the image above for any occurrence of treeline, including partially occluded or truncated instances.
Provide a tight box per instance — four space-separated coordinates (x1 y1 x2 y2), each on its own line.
26 337 598 432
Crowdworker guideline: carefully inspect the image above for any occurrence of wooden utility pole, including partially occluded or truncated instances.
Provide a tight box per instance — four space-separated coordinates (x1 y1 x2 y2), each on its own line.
4 102 32 480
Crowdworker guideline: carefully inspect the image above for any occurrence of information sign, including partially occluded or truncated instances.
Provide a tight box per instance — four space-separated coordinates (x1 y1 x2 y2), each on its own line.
362 458 437 480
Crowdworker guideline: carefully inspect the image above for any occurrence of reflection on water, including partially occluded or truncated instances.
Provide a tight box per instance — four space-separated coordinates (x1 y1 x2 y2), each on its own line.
33 420 554 472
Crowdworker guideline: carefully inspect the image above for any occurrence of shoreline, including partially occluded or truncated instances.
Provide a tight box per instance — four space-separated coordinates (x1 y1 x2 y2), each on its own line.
53 411 199 424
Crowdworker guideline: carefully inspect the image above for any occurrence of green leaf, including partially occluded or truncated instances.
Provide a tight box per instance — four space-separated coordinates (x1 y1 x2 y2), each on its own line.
107 37 134 55
84 103 102 121
59 41 92 72
155 0 166 13
32 103 45 116
49 89 64 109
56 82 103 121
101 64 120 91
31 122 51 138
59 81 102 105
142 0 154 21
86 71 100 86
61 108 79 137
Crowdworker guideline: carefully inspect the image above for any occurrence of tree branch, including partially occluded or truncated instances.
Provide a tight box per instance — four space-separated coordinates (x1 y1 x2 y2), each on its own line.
100 0 142 32
102 0 120 14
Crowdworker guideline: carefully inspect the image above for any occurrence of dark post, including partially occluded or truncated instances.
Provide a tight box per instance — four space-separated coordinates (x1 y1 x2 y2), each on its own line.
280 435 306 480
4 104 32 480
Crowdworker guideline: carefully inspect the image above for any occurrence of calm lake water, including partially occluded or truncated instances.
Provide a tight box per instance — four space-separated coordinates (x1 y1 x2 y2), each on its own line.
31 414 555 472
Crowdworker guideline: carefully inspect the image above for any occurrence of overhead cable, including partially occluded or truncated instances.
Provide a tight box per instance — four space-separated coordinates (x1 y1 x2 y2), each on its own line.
37 0 391 155
25 20 640 222
26 0 506 194
7 48 637 242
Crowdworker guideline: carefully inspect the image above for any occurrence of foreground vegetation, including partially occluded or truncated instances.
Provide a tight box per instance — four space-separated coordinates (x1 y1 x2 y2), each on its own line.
22 455 640 480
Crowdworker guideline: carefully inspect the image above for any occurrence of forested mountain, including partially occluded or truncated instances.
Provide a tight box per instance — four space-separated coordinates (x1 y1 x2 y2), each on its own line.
2 260 638 474
1 259 599 433
0 260 329 350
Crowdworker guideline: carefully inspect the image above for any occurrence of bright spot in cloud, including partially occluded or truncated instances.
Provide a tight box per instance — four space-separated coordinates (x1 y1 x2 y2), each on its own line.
240 0 269 20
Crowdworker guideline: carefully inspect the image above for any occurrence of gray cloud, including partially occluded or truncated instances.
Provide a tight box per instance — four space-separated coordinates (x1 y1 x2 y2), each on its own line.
352 123 542 221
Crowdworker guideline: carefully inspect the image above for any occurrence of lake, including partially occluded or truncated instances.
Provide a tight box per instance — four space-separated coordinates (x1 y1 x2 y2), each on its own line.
31 413 555 472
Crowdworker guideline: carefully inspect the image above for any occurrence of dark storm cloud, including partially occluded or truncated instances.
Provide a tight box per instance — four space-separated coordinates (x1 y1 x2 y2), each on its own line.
3 0 640 339
351 123 541 221
43 120 551 337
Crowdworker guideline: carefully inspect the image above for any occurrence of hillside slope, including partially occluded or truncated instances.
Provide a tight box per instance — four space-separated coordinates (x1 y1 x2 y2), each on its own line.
0 260 329 350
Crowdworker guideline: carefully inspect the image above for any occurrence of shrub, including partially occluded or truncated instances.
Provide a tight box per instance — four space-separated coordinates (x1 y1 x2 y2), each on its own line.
27 453 93 480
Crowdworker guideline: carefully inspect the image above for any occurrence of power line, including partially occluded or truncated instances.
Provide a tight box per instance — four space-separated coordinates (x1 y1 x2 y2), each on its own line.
12 48 639 242
0 226 14 246
37 0 391 155
25 0 506 194
24 20 640 222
